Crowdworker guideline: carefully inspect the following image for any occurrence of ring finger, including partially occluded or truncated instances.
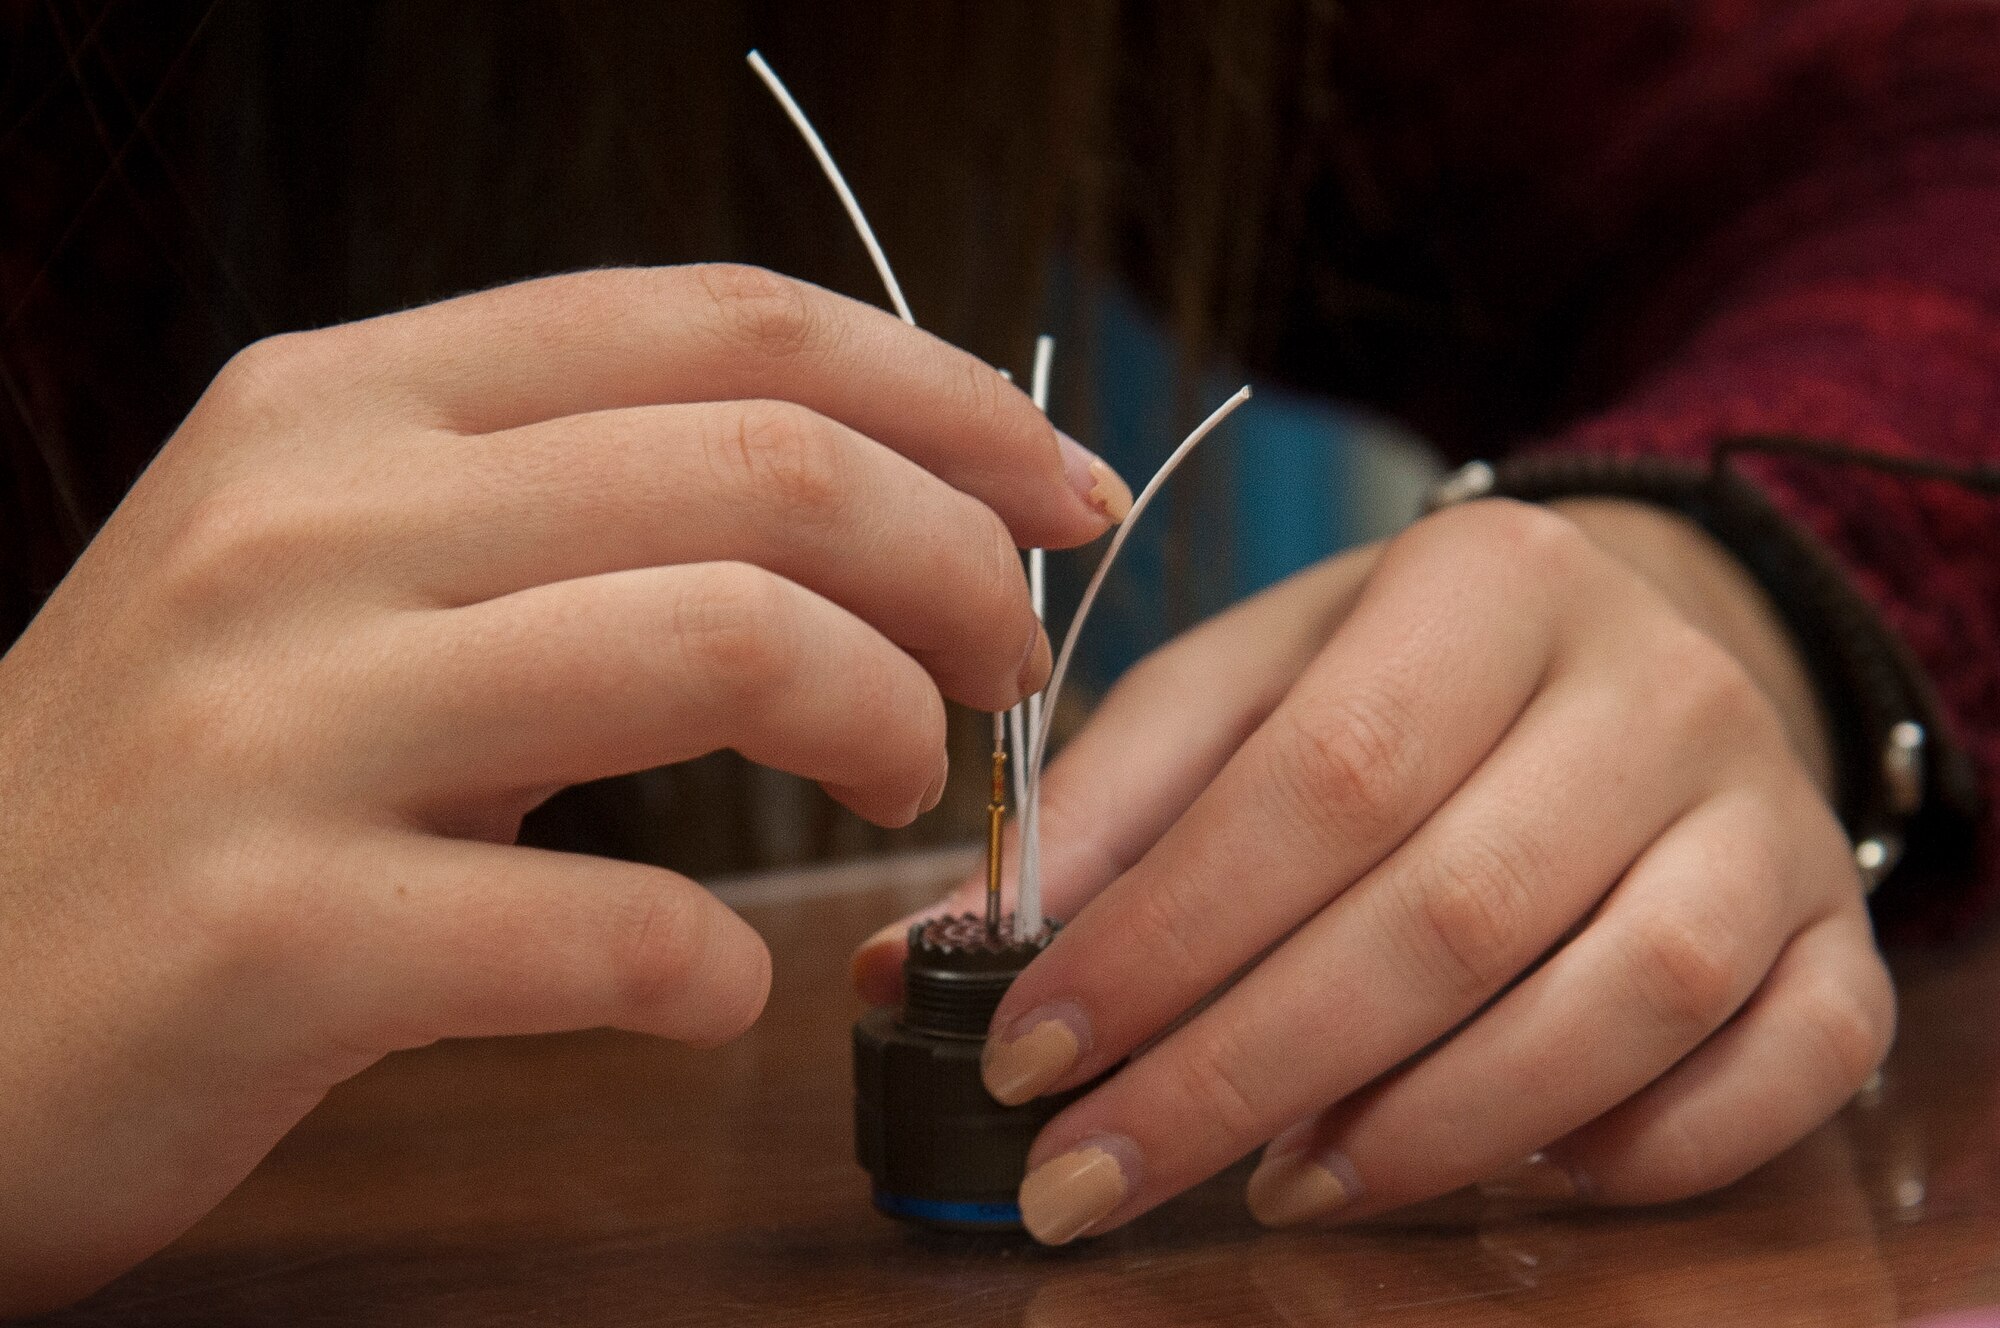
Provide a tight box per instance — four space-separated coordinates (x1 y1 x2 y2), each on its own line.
1244 782 1847 1225
364 560 950 826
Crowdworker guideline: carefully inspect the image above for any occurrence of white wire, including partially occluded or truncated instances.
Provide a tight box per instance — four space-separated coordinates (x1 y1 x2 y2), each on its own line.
1013 385 1253 940
1015 335 1056 932
1027 334 1054 626
751 48 1227 940
746 50 916 326
1008 336 1056 823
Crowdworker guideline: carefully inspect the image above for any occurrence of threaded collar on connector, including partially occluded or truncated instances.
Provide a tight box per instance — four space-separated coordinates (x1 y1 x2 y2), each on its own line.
900 913 1055 1038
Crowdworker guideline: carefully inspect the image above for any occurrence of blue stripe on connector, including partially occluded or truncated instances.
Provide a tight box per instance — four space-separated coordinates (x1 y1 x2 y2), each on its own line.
872 1188 1022 1227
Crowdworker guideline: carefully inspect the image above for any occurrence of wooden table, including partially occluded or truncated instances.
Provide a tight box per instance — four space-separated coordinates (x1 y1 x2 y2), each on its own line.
36 847 2000 1325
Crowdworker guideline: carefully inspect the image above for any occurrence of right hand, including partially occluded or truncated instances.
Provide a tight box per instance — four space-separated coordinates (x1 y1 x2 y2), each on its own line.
0 265 1128 1311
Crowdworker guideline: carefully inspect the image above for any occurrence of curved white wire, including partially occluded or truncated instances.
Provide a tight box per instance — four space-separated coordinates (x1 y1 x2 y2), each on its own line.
1027 333 1054 625
1013 335 1057 927
746 50 915 326
1013 385 1252 939
748 49 1245 941
1008 336 1057 818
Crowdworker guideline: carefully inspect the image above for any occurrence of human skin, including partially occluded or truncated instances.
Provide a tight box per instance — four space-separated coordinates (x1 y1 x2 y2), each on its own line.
0 264 1131 1312
853 494 1893 1243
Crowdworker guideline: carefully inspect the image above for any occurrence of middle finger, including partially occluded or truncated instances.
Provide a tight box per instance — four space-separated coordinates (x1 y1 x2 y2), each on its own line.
394 400 1047 712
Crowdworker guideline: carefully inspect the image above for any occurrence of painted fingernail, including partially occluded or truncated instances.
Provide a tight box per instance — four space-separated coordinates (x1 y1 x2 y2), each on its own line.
1019 1136 1134 1245
1056 432 1133 524
1479 1152 1590 1202
1018 626 1052 698
1246 1147 1363 1227
981 1002 1087 1104
851 917 905 966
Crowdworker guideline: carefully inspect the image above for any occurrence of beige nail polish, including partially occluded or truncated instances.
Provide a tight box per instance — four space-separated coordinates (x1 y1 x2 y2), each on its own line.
1246 1152 1359 1227
1479 1152 1585 1202
1020 1144 1128 1245
1086 457 1134 523
981 1018 1080 1105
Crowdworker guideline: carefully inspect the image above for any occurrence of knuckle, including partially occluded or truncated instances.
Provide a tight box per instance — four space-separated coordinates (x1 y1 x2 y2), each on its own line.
955 351 1012 437
1389 834 1544 998
865 666 949 779
671 562 798 698
1480 499 1594 574
969 505 1034 647
157 478 322 615
976 503 1028 607
1166 1032 1271 1146
720 402 848 525
1653 625 1776 743
200 333 316 425
1638 1112 1728 1202
1418 497 1589 576
186 826 334 972
1267 688 1416 842
689 262 817 359
612 887 701 1021
1625 915 1742 1038
1710 801 1792 914
1127 878 1212 983
1801 970 1896 1088
484 270 647 346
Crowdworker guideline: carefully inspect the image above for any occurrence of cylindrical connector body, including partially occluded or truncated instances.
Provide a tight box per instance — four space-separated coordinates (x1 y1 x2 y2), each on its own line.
852 913 1080 1230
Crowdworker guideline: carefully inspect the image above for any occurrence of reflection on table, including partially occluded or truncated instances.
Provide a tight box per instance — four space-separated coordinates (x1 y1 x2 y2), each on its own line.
36 846 2000 1326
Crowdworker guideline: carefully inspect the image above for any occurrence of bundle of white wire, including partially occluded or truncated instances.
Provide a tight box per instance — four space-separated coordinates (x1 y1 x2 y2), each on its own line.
747 50 1249 942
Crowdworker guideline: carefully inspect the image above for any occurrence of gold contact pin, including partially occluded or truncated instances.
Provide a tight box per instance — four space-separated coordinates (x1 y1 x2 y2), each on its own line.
985 746 1007 937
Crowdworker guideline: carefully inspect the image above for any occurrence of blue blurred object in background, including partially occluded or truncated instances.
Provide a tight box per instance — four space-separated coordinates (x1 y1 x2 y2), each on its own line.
1046 278 1435 694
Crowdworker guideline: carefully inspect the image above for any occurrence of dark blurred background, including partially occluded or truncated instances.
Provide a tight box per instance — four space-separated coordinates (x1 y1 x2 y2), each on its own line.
36 1 1745 879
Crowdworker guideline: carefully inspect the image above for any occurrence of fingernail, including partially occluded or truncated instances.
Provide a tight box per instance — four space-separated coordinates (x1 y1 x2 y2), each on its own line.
1018 626 1052 698
1056 432 1133 525
1479 1152 1590 1202
850 921 905 1004
1019 1137 1134 1245
851 905 954 1006
982 1002 1087 1105
1246 1149 1364 1227
922 757 949 813
851 916 905 966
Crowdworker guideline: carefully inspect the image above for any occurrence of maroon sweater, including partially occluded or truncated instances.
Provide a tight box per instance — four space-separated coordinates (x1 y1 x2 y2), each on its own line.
1265 1 2000 937
3 0 1997 929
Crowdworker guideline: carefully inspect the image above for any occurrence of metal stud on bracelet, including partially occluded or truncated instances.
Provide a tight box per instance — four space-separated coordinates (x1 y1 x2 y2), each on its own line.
1424 460 1496 511
1883 721 1926 817
1855 722 1923 892
1855 835 1903 890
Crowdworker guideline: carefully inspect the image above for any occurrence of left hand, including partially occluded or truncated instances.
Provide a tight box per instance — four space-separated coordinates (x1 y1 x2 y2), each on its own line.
853 496 1894 1243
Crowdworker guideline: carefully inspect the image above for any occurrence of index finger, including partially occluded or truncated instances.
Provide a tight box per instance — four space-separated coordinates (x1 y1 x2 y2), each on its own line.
326 265 1125 549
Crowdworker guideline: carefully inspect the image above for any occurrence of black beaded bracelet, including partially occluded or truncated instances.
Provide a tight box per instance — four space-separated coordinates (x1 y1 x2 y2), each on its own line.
1423 444 1985 896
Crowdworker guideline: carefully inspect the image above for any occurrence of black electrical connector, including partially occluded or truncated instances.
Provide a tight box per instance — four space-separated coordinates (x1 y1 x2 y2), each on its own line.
853 913 1085 1230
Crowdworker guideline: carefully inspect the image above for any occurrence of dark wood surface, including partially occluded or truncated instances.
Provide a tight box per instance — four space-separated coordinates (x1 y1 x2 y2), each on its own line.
38 847 2000 1326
